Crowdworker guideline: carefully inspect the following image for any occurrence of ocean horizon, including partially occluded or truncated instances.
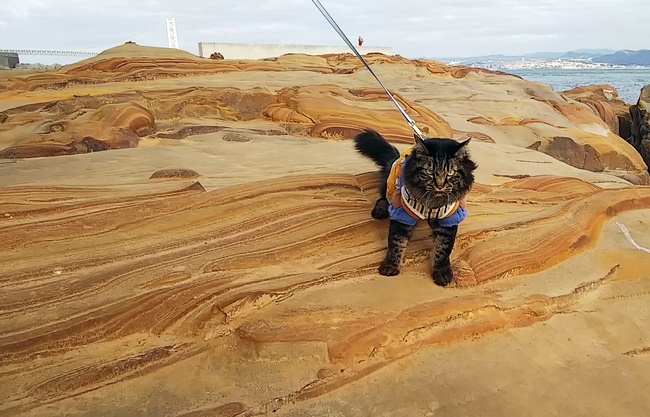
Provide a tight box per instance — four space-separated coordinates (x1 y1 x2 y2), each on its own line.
506 68 649 104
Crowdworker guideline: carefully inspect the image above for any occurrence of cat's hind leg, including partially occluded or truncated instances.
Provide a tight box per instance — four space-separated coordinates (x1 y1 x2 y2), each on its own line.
430 223 458 286
379 219 414 276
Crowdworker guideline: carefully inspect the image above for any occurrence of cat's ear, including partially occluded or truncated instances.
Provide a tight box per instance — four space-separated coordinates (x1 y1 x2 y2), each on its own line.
413 135 429 154
454 138 471 155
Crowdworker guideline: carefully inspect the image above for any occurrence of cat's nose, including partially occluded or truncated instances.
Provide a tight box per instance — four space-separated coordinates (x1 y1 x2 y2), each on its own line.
434 179 445 189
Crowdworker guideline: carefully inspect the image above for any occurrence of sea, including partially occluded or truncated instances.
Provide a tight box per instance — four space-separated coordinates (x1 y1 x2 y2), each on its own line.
506 68 650 104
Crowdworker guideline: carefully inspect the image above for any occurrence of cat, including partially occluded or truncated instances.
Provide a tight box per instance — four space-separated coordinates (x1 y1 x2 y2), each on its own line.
354 129 477 286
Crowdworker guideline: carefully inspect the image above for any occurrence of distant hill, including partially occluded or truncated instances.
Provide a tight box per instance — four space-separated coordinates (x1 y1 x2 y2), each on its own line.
564 48 618 56
593 50 650 65
521 52 565 60
518 50 615 60
559 51 603 60
424 49 629 63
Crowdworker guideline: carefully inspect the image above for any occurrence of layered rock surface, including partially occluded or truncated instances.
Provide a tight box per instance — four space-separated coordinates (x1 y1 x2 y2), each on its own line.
1 44 647 182
1 44 650 417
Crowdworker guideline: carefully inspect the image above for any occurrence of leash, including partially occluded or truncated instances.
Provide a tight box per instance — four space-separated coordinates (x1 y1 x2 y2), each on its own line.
311 0 427 141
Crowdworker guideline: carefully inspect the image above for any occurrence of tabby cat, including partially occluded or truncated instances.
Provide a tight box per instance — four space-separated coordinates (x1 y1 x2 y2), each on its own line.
354 129 477 286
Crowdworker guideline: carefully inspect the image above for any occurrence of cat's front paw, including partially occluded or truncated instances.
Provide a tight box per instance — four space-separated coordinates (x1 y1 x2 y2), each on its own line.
379 261 401 276
371 199 389 220
433 263 454 287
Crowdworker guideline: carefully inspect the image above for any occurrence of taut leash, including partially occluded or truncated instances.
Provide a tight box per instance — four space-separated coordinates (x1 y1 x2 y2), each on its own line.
311 0 427 141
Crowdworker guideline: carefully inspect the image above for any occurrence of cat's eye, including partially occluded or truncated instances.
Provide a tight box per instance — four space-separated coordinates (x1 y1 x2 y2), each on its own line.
447 169 456 178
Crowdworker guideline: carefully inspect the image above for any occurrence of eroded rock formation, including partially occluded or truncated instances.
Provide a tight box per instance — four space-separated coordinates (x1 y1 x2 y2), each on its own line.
1 49 648 183
1 172 650 416
0 88 275 158
629 84 650 172
563 85 631 137
2 43 650 417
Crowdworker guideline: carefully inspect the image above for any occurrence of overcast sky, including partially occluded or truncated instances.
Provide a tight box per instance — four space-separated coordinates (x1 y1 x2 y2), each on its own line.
0 0 647 64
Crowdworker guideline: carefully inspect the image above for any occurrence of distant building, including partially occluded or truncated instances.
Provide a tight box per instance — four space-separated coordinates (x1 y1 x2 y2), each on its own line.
0 52 19 68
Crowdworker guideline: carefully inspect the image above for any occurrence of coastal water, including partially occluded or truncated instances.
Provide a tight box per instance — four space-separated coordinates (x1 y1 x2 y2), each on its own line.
507 68 650 104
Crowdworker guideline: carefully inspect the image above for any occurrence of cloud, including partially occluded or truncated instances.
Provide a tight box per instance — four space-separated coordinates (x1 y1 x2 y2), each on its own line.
0 0 648 62
0 0 47 19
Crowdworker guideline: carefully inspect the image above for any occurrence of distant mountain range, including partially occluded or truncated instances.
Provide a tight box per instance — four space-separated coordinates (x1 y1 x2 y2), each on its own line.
594 50 650 65
429 49 650 66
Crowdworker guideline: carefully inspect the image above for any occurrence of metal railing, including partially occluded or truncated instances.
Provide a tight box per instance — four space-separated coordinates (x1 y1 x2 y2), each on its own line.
0 49 98 57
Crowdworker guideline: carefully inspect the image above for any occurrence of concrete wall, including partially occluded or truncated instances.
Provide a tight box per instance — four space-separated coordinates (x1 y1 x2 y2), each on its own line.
0 52 19 68
198 43 392 60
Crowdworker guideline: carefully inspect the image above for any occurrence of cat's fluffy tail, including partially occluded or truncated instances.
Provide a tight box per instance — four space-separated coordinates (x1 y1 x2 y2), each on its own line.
353 129 399 169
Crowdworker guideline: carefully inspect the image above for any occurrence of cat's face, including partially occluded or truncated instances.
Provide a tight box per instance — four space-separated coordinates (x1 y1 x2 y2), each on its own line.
402 136 476 203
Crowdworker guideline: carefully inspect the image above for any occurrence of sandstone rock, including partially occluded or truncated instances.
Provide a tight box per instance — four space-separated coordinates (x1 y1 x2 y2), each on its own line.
563 85 631 137
0 89 276 156
156 126 225 140
543 136 604 171
222 132 252 142
78 137 111 152
3 45 650 417
89 102 155 138
1 52 646 182
457 131 495 143
0 142 76 158
264 86 452 143
149 169 201 179
518 97 649 182
0 45 518 93
620 173 643 185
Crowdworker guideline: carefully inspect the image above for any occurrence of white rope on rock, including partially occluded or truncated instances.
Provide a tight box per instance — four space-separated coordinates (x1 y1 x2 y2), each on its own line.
616 222 650 254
